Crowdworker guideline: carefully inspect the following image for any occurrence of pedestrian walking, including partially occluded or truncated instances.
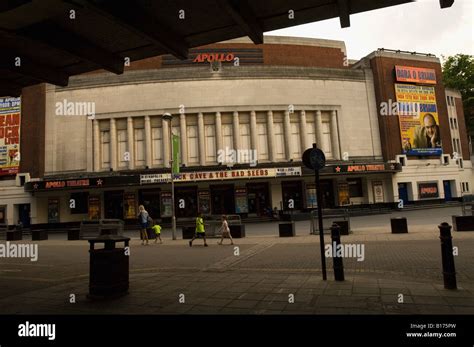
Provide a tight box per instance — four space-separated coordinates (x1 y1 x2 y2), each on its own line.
152 223 163 244
217 215 234 245
137 205 150 245
189 213 208 247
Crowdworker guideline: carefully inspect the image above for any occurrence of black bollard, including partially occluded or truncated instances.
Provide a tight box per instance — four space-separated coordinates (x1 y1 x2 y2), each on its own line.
439 223 457 290
330 223 345 281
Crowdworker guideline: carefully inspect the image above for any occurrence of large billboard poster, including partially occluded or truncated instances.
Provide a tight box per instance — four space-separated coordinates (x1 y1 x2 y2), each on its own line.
395 84 442 156
0 97 21 176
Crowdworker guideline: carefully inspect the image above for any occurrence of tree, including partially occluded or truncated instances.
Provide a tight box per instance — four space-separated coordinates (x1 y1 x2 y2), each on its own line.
442 54 474 133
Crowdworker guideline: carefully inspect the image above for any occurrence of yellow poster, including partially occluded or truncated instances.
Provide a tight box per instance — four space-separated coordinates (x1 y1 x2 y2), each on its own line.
0 97 21 175
395 84 442 156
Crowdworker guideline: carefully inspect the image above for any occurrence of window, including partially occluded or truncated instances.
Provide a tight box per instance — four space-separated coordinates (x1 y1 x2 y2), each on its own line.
240 123 251 151
222 124 233 151
70 192 89 214
290 122 301 159
117 129 128 168
307 121 316 146
450 118 453 129
466 182 470 192
456 139 461 154
134 128 145 167
447 95 451 106
348 178 363 197
453 139 457 153
100 130 110 169
321 122 332 156
151 127 163 166
205 125 216 163
399 156 406 166
453 118 458 129
274 122 285 160
187 125 199 164
257 123 269 160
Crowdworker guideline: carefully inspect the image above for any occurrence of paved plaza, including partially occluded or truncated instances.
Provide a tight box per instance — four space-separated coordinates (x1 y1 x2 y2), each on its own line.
0 207 473 315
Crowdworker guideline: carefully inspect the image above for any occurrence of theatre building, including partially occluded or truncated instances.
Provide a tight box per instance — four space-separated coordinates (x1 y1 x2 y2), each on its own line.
1 36 471 226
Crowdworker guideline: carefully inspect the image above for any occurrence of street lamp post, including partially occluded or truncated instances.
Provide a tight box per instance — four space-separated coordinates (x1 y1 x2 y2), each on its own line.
162 113 176 240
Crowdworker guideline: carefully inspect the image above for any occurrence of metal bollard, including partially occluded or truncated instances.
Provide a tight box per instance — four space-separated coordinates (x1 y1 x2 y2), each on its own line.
438 222 457 290
330 223 345 281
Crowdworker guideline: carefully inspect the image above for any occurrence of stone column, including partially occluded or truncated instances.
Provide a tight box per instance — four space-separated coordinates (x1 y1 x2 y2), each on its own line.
233 111 240 150
299 110 308 151
315 110 324 149
93 119 100 171
127 117 135 170
179 113 188 166
267 111 276 162
109 118 117 171
331 110 341 159
144 116 152 167
284 110 292 160
162 117 170 168
198 112 206 166
250 111 258 151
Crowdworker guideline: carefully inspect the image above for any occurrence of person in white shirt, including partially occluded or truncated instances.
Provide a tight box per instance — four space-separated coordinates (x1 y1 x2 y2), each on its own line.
218 215 234 245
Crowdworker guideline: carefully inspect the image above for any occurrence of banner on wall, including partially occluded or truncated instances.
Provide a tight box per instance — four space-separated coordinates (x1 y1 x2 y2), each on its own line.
0 97 21 176
372 181 385 203
395 84 442 156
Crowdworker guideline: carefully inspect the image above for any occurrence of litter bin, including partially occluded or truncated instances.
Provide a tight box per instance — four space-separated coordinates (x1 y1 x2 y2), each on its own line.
391 217 408 233
68 228 80 240
182 226 195 239
279 222 295 237
229 224 245 238
88 235 130 300
32 229 48 241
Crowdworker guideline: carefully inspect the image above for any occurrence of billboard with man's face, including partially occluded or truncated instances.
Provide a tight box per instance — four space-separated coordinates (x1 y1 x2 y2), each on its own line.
395 84 442 156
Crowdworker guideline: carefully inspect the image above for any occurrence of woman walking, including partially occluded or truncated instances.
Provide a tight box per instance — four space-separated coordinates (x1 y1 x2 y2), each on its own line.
138 205 150 245
218 215 234 245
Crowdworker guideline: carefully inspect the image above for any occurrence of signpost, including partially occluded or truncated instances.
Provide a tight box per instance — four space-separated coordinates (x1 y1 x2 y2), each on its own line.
303 143 327 281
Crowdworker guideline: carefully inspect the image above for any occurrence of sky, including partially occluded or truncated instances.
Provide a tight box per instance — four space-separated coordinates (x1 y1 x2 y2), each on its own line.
268 0 473 62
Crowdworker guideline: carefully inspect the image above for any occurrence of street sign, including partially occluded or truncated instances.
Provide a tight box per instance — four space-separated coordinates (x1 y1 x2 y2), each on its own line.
303 148 326 170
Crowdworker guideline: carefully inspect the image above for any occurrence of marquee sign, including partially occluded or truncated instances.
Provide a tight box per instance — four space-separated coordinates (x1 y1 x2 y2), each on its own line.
333 163 401 174
140 167 302 184
395 66 437 85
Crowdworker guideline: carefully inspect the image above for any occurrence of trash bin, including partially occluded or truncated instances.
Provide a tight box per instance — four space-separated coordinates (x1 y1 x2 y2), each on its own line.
32 229 48 241
334 220 350 235
7 226 22 241
452 215 474 231
68 228 80 240
182 226 195 239
229 224 246 238
279 222 295 237
390 217 408 233
87 235 130 300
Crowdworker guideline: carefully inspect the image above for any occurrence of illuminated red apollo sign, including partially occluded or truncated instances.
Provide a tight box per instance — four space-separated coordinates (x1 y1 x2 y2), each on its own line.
193 53 235 63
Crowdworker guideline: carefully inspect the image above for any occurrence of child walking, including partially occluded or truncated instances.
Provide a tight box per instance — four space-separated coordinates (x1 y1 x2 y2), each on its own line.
152 223 163 244
218 215 234 245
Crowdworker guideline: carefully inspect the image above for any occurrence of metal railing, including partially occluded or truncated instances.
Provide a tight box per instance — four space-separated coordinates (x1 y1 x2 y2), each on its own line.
310 209 350 235
80 219 124 239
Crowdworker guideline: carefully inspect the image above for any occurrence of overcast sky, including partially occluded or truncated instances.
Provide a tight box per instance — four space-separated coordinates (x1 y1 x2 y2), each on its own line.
268 0 473 62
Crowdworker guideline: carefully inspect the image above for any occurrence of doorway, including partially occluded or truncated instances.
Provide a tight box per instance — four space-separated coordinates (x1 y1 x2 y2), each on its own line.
104 190 124 219
175 186 198 218
18 204 30 227
398 183 409 206
210 184 235 215
281 181 303 210
443 180 452 201
247 183 270 216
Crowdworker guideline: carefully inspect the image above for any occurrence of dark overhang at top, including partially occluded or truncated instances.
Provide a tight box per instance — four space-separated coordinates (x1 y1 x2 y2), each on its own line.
1 0 454 97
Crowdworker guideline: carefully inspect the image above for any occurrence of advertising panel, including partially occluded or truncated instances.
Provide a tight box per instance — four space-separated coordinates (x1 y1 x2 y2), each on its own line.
0 97 21 176
418 182 439 199
395 66 436 84
395 84 442 156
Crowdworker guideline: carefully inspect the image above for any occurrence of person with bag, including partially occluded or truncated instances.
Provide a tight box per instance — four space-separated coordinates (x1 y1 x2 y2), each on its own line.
217 215 233 245
138 205 150 245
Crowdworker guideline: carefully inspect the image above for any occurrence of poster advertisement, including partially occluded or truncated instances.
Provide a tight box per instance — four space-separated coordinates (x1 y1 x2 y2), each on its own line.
123 193 136 219
306 184 317 208
418 182 439 199
372 181 384 203
160 192 172 218
338 182 350 206
235 188 248 213
48 198 60 223
395 84 442 156
88 196 101 220
198 191 210 214
0 97 21 176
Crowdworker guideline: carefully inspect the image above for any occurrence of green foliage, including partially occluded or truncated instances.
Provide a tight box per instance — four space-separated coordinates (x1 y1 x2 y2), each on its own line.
442 54 474 132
